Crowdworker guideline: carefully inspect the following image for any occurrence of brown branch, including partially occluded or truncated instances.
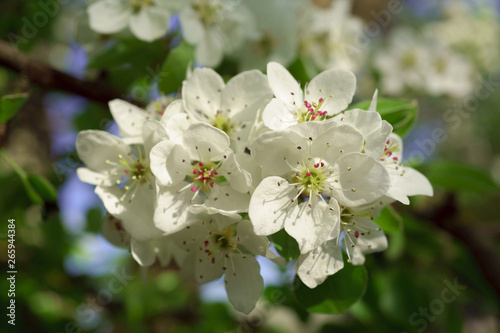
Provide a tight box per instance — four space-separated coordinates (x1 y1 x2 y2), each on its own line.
0 40 142 107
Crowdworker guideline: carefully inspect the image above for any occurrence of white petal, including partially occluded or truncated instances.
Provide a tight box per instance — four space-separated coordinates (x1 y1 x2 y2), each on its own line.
219 152 252 193
237 220 270 256
364 121 393 160
76 130 130 173
154 182 193 234
267 62 303 107
150 141 191 186
261 98 298 131
369 89 378 112
142 120 168 153
129 6 170 42
284 198 340 253
333 109 383 138
131 238 156 267
307 68 356 115
182 123 230 162
108 99 148 139
179 6 204 44
182 67 224 120
88 0 131 34
250 128 303 177
386 167 433 204
195 28 225 67
248 176 295 236
220 70 273 122
203 185 251 214
225 255 263 314
344 224 387 266
296 241 344 289
101 215 131 248
77 167 113 186
95 185 161 241
195 251 225 284
333 153 390 206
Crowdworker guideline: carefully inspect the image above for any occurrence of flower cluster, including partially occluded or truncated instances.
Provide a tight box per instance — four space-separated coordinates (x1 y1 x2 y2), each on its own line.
76 62 432 313
86 0 367 70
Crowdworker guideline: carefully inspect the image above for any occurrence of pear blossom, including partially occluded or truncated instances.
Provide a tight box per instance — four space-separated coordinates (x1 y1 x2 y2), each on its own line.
88 0 179 42
375 134 433 205
109 97 176 143
298 0 367 72
174 212 284 313
373 28 431 96
182 67 273 153
234 0 298 71
262 62 356 131
179 0 256 67
296 198 390 288
76 120 167 242
102 214 186 267
249 121 390 253
150 122 252 234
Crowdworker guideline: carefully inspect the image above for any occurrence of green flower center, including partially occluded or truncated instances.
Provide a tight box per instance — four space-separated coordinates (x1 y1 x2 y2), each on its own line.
211 113 234 136
293 163 327 197
193 2 221 25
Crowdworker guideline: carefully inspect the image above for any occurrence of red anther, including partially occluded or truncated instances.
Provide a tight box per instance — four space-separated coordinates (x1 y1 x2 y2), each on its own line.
211 257 215 264
311 116 316 120
137 166 142 172
193 169 198 174
319 98 324 103
191 187 198 192
204 240 209 247
393 157 399 161
306 172 312 177
199 162 204 166
124 170 129 174
314 163 319 168
355 231 359 238
210 182 214 188
321 162 325 167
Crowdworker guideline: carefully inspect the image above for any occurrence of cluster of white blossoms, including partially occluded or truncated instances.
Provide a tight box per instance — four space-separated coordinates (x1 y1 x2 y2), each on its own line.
86 0 368 71
374 28 477 99
76 62 432 313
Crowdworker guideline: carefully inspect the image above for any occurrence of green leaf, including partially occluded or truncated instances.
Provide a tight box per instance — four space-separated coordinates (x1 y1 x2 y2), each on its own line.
421 160 499 193
0 150 43 204
349 98 418 137
0 93 28 123
286 56 317 87
26 174 57 202
158 41 195 95
374 206 402 234
294 262 368 314
271 229 300 262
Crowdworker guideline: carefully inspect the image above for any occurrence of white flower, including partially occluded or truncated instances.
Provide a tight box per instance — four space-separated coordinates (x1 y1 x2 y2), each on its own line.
234 0 298 71
150 122 252 234
182 67 273 153
174 212 284 314
249 121 390 253
101 214 186 267
88 0 178 42
76 120 167 241
423 46 475 99
376 134 433 205
109 97 176 143
332 90 394 161
180 0 256 67
262 62 356 131
298 0 367 72
295 198 389 288
374 28 431 96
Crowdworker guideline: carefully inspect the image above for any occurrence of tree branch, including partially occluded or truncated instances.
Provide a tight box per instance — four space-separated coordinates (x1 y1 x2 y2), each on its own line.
0 40 142 107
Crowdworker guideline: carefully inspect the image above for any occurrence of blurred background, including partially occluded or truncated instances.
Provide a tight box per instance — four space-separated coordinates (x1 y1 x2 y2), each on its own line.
0 0 499 332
